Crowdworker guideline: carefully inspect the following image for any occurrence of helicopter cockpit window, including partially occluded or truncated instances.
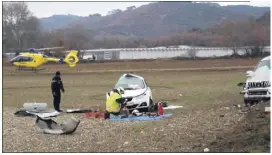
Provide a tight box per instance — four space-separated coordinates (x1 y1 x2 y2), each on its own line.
10 56 21 62
21 56 33 62
10 55 33 62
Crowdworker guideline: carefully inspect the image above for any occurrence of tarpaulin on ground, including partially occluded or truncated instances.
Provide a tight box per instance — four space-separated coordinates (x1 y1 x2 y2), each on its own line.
109 114 173 122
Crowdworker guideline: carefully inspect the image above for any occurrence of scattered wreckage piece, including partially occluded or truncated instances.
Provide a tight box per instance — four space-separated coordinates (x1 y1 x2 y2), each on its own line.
14 110 36 117
66 105 102 113
23 102 48 113
66 109 93 113
35 116 80 135
163 105 183 110
15 103 60 118
22 102 61 118
14 110 60 118
28 110 60 118
265 107 270 116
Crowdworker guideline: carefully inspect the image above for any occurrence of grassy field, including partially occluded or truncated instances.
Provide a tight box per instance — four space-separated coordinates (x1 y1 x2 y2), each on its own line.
3 59 270 152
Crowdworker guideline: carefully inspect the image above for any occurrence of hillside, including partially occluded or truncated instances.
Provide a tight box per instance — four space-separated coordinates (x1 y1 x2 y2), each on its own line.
40 2 270 37
40 14 83 29
256 11 270 25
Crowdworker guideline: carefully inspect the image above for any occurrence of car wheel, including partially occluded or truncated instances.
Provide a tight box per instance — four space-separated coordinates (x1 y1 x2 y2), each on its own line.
147 99 154 112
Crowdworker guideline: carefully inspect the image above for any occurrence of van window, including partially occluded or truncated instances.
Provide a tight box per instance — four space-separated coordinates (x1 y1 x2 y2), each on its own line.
255 59 270 71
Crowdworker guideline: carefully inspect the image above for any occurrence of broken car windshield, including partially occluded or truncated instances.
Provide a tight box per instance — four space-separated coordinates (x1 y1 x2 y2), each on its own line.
115 76 145 90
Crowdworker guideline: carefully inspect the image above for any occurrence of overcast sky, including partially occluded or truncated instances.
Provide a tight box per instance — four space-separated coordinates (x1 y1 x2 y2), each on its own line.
26 1 271 18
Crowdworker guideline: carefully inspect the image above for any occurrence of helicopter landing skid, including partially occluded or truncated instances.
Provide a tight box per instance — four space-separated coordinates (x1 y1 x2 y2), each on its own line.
15 67 45 72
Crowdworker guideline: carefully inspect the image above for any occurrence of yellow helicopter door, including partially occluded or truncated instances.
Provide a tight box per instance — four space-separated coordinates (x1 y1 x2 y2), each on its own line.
24 56 35 67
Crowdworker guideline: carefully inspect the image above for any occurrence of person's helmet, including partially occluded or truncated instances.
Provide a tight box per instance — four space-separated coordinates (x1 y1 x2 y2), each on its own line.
117 87 125 94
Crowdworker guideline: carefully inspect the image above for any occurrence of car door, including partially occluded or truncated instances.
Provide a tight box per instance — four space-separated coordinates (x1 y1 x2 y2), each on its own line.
144 80 152 100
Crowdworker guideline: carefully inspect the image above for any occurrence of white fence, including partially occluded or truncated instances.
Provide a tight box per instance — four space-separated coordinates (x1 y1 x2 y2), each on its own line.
5 46 270 61
82 46 271 60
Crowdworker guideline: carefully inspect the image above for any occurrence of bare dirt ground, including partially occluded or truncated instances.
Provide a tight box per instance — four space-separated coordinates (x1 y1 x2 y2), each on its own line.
3 59 270 153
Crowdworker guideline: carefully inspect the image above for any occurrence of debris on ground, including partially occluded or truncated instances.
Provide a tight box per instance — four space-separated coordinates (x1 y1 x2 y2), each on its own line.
84 112 104 119
23 103 48 113
15 103 60 118
265 107 270 114
35 116 80 135
17 103 104 118
163 105 183 110
14 109 60 118
234 104 241 108
132 109 143 116
67 105 102 113
28 110 60 118
66 109 93 113
221 107 230 110
14 110 36 117
207 101 270 153
204 148 210 152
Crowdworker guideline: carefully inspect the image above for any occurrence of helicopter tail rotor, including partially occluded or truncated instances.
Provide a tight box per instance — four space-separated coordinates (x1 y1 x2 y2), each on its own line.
63 50 79 68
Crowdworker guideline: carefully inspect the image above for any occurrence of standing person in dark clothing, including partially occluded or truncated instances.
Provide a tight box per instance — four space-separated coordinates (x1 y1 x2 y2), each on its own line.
51 71 65 112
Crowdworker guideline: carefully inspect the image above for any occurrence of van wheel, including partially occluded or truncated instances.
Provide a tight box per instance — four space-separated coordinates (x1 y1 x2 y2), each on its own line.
244 99 250 107
244 99 256 107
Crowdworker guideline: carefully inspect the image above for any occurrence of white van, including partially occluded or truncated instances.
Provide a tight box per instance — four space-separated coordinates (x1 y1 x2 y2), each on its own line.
241 56 271 106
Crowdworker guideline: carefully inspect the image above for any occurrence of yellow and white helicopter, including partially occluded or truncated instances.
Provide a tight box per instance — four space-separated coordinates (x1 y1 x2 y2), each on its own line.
9 49 79 71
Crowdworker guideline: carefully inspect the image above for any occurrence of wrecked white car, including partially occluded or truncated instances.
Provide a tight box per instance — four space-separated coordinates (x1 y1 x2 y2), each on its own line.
111 73 154 112
241 56 271 105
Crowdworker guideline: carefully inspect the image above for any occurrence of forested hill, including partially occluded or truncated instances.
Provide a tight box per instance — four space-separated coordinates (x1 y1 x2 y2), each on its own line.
40 2 270 37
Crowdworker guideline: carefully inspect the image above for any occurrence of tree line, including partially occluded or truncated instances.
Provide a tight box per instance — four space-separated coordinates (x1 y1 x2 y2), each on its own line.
3 2 270 56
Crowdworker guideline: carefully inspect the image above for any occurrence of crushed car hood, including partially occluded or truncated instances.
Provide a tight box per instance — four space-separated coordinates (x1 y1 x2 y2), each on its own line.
122 88 147 98
247 66 270 82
